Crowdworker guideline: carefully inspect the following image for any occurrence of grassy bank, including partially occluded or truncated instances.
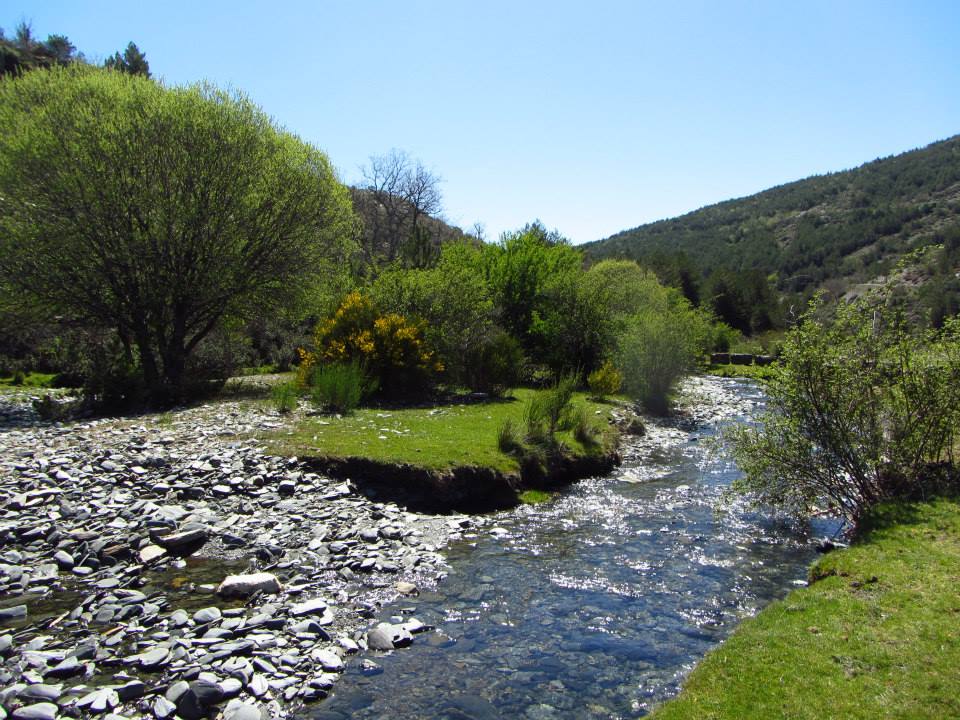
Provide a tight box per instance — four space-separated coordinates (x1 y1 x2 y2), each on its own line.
265 389 617 473
651 498 960 720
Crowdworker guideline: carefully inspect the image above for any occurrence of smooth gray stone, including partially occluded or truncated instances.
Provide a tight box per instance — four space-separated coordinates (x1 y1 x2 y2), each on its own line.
153 529 208 557
44 656 82 679
290 598 327 617
18 685 62 702
152 696 176 719
76 688 119 713
215 573 281 599
223 700 262 720
11 704 58 720
0 605 27 622
137 646 170 670
116 680 146 702
193 607 221 624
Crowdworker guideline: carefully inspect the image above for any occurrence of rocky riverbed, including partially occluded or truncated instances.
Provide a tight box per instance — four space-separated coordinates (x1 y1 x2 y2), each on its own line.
0 390 467 720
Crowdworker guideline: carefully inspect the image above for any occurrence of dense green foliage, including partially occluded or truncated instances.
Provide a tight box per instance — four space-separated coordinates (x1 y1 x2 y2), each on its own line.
0 66 354 404
730 294 960 526
651 498 960 720
587 136 960 328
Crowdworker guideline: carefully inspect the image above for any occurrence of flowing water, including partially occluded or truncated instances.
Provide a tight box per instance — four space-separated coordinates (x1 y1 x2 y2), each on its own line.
311 378 840 720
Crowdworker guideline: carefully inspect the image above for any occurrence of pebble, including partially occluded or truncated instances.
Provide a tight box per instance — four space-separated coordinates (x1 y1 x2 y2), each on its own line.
0 392 454 720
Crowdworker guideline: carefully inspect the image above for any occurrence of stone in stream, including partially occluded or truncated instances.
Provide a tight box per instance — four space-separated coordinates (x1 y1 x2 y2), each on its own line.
215 573 281 599
152 529 208 557
116 680 147 702
396 581 418 595
18 685 62 703
12 704 58 720
311 648 344 672
247 674 269 698
135 646 170 670
192 606 222 624
289 598 328 617
138 545 167 564
151 696 176 720
223 699 263 720
0 605 27 623
366 622 413 651
176 680 225 720
44 656 83 679
76 687 119 713
52 551 74 570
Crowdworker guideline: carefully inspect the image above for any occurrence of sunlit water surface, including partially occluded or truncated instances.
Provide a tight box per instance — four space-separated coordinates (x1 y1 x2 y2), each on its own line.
310 378 839 720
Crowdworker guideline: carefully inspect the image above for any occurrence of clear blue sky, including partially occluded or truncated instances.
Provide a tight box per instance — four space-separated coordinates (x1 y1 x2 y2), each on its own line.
4 1 959 243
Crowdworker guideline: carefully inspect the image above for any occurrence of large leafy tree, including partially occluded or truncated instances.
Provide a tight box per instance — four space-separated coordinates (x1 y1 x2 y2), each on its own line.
0 66 354 403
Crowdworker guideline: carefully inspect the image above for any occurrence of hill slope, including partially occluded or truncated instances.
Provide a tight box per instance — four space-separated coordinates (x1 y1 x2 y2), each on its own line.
585 136 960 315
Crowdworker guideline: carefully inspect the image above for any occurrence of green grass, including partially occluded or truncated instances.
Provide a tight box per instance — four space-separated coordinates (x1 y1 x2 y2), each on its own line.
265 389 615 473
650 498 960 720
518 489 553 504
0 371 57 388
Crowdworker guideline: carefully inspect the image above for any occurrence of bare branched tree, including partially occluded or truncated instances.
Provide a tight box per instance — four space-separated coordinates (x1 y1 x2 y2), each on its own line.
355 149 443 268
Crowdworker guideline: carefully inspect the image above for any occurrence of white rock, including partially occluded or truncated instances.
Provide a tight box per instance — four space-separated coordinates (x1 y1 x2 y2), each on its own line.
216 573 282 598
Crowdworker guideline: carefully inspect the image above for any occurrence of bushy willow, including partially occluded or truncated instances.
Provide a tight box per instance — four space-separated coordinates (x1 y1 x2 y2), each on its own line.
0 66 354 402
730 296 960 527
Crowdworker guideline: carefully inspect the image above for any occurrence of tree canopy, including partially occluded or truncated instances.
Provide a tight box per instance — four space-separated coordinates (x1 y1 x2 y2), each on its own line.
0 66 354 403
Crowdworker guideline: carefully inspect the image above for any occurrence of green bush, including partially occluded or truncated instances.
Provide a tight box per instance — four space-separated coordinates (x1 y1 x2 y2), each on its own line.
524 373 578 441
271 382 298 414
471 331 526 395
307 361 377 414
497 417 524 454
587 360 622 399
302 292 440 398
730 295 960 527
616 305 709 415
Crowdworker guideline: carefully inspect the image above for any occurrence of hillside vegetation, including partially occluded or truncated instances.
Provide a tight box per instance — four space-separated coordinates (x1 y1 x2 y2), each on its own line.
586 136 960 327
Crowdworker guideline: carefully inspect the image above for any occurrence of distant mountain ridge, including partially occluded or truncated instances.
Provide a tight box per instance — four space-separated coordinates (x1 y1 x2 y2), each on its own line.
584 136 960 308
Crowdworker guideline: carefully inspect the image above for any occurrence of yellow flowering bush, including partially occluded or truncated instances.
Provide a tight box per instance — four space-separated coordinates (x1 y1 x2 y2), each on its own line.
299 291 441 396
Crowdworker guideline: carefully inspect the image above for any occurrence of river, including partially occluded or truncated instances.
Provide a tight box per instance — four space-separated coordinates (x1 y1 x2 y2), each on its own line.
310 377 840 720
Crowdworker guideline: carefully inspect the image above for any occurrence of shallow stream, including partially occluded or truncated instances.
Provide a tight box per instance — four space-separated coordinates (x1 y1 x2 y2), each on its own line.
311 378 839 719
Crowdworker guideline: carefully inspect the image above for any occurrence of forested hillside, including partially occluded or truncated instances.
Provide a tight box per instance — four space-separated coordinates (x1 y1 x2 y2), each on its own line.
586 136 960 327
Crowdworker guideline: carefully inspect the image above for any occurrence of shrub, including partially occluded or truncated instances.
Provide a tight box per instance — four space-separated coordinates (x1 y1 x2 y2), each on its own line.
307 361 376 414
497 417 524 454
469 331 526 395
271 382 298 414
729 295 960 528
302 292 440 397
616 305 709 415
587 360 622 399
524 373 578 441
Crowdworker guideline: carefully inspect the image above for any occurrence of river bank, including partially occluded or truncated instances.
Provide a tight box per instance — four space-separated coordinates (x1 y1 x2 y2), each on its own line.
651 498 960 719
0 389 464 719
